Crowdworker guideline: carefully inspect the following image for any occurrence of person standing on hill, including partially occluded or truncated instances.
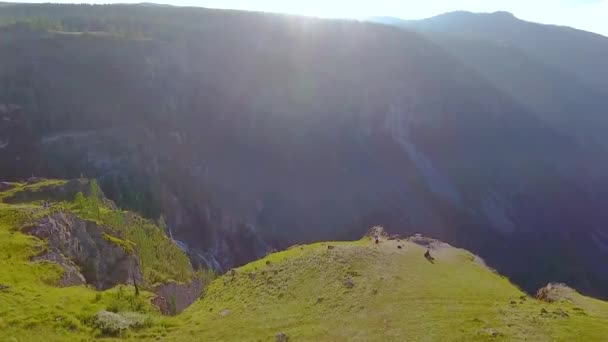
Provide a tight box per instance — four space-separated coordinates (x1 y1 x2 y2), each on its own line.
424 248 435 262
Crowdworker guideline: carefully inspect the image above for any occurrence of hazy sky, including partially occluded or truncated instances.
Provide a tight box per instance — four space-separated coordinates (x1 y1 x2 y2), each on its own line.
17 0 608 36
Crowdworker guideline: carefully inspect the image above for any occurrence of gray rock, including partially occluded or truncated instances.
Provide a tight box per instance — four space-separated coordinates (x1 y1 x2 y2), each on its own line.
152 279 203 315
536 283 574 303
24 212 141 290
276 332 289 342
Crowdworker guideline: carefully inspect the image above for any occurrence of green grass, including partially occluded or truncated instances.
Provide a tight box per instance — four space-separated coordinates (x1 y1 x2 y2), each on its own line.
1 180 607 341
163 239 608 341
0 179 195 287
0 179 194 341
0 201 162 341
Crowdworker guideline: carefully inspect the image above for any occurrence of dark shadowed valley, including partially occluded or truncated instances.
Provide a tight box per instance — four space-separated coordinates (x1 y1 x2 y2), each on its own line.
1 4 608 340
1 4 608 299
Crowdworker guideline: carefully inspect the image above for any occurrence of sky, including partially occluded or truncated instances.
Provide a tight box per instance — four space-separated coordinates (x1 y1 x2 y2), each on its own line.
15 0 608 36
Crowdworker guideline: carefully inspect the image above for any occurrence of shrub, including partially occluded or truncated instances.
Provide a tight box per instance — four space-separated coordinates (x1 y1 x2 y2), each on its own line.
93 310 151 337
94 311 130 337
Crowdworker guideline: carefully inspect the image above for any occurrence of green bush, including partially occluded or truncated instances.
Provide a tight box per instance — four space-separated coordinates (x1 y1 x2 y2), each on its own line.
94 310 130 337
93 310 152 337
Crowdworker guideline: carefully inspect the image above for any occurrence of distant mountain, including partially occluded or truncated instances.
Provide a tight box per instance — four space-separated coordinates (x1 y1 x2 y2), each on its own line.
1 4 608 299
368 11 608 94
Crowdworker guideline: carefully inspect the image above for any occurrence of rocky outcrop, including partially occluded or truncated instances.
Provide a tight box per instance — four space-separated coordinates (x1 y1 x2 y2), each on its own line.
151 279 203 315
536 283 576 303
24 212 142 290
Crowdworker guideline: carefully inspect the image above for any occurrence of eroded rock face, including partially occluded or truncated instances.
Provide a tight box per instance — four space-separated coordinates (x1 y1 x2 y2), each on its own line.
24 212 142 290
151 279 203 315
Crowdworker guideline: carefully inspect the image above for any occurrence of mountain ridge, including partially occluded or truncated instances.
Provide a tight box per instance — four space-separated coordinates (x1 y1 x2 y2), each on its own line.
0 3 607 300
366 10 607 38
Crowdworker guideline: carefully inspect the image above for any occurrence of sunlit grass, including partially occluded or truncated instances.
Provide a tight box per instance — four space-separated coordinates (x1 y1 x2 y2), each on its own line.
1 180 607 341
167 239 608 341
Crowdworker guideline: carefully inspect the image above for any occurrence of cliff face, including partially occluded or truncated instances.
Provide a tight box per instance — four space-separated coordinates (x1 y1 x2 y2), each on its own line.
25 212 142 290
0 6 607 298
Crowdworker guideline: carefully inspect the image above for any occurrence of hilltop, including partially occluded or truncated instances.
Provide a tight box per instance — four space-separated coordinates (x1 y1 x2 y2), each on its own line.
1 181 606 341
170 233 608 341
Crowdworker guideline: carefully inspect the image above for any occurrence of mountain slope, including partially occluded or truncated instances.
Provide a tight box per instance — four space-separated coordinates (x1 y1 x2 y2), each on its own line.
0 4 608 299
371 11 608 94
370 11 608 148
2 204 607 341
0 178 208 340
161 234 608 341
408 11 608 94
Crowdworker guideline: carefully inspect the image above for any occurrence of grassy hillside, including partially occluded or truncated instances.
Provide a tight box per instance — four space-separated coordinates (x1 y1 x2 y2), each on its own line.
0 179 194 286
0 179 194 340
1 181 607 341
167 238 608 341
